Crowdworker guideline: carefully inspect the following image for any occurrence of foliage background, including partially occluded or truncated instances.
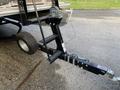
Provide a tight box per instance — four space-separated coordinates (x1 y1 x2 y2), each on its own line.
61 0 120 9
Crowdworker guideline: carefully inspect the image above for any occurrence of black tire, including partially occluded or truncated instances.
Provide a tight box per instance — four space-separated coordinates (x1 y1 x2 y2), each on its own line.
16 31 39 55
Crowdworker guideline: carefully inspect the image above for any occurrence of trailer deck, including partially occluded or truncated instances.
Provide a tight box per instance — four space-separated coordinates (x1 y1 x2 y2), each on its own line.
0 3 50 17
0 2 69 17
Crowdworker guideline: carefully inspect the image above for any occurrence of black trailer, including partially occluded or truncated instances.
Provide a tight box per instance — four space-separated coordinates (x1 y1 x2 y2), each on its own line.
0 0 120 83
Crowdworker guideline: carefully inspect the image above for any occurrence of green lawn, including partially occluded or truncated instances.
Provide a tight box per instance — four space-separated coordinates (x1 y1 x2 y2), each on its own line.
61 0 120 9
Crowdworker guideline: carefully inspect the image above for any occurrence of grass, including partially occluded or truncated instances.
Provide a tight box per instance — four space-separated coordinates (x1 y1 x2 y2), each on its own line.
61 0 120 9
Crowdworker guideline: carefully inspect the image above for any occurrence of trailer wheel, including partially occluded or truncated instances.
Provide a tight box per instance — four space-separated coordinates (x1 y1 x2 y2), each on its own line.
16 32 39 55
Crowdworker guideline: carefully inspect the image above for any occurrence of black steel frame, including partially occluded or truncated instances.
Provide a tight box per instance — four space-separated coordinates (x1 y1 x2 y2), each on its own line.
38 17 108 76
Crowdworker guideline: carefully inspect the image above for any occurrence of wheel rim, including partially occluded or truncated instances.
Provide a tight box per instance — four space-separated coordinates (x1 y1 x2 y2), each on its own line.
18 40 29 52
